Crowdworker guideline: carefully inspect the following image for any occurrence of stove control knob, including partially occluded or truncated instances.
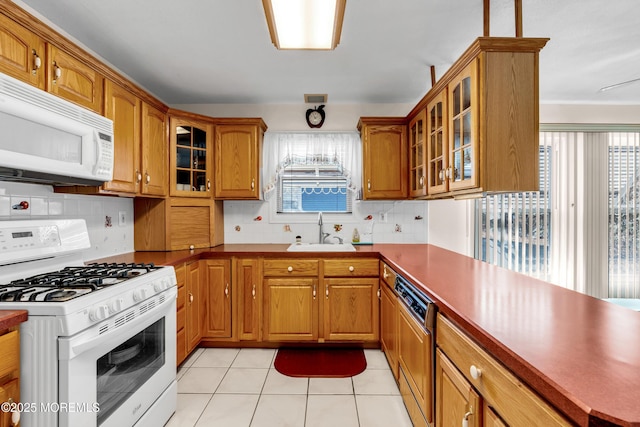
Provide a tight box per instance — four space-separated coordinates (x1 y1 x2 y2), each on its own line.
90 305 109 322
110 298 124 313
133 288 148 302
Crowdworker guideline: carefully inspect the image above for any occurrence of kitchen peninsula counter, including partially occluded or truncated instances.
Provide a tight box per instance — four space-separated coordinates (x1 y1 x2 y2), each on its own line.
92 244 640 426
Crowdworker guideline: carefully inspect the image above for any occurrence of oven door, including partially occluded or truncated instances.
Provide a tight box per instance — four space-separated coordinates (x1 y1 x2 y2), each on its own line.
58 289 176 427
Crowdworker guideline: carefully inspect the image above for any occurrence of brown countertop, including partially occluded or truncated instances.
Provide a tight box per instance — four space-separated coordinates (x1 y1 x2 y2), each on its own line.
0 310 28 330
91 244 639 426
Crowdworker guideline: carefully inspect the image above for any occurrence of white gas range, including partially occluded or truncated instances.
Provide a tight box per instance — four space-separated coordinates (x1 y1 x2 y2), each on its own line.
0 219 177 427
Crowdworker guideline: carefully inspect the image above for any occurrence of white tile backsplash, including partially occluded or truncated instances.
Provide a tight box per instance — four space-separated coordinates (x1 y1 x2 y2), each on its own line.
0 182 134 261
223 197 428 244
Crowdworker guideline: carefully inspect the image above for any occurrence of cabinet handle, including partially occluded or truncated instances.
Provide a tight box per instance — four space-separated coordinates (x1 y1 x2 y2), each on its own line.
377 288 381 299
32 49 41 74
7 397 19 426
225 283 229 298
252 284 256 299
313 284 317 299
367 179 371 191
383 266 389 279
145 172 151 184
251 178 255 190
348 266 355 272
449 167 455 182
287 266 293 272
325 284 329 299
470 365 482 380
188 292 193 303
135 170 142 184
207 179 211 190
52 62 61 84
462 409 474 427
419 175 425 187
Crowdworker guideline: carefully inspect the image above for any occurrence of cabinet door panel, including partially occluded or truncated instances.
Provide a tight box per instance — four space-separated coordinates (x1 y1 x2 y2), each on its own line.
436 349 481 427
362 123 408 199
141 102 167 196
169 206 211 250
264 278 318 341
0 14 45 89
186 262 202 353
238 258 261 341
380 283 398 379
0 378 20 427
170 117 213 197
324 278 379 341
103 81 140 193
204 259 232 338
47 45 103 113
215 125 261 199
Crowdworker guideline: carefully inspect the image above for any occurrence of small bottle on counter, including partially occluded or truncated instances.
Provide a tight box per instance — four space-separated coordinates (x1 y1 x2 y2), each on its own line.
295 235 302 244
352 228 360 243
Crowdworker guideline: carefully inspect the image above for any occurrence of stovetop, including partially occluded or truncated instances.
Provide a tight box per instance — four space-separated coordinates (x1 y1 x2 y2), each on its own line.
0 263 160 303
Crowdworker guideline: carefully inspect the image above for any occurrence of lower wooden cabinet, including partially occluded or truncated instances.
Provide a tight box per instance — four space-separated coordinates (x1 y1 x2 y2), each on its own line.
263 277 319 341
0 329 20 427
175 264 187 365
186 261 205 354
203 259 232 339
436 314 570 426
323 277 379 341
237 258 262 341
380 261 399 379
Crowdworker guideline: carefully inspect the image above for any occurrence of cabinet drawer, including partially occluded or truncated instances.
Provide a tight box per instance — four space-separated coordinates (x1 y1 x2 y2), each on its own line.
380 261 398 288
436 314 570 426
324 258 379 277
0 330 19 379
263 259 319 276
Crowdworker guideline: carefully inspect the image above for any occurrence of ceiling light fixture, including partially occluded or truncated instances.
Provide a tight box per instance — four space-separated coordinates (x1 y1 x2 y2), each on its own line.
262 0 346 50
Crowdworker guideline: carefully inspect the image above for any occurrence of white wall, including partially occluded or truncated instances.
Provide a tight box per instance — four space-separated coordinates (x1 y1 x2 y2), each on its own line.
426 199 474 256
540 104 640 124
0 182 134 261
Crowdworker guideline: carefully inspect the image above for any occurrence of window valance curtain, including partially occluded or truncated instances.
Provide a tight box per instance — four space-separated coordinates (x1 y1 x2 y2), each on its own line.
262 132 362 198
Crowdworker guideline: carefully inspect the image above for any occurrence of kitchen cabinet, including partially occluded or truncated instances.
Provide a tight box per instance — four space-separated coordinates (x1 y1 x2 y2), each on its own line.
0 328 20 427
322 258 379 341
436 314 570 426
379 261 399 379
358 117 408 200
47 44 103 113
411 38 547 198
141 102 168 197
134 197 223 251
263 259 319 341
426 91 448 195
214 119 267 200
237 258 262 341
0 13 46 89
175 264 187 365
263 258 379 343
185 261 205 354
169 112 214 198
102 80 142 194
202 259 232 339
409 110 427 198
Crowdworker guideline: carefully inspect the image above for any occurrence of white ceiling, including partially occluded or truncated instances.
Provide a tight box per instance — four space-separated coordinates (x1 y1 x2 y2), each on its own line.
16 0 640 106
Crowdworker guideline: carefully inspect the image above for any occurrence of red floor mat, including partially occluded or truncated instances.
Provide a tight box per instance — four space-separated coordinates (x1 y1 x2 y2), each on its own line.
274 347 367 378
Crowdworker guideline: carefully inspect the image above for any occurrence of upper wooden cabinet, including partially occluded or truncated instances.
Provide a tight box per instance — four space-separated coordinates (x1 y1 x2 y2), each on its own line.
141 102 168 197
47 44 103 113
103 80 141 194
214 119 267 200
0 13 46 89
169 113 213 198
409 110 427 198
358 117 408 200
426 91 448 195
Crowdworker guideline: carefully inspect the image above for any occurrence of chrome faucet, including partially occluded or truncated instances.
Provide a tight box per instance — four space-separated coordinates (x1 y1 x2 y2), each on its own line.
318 212 330 244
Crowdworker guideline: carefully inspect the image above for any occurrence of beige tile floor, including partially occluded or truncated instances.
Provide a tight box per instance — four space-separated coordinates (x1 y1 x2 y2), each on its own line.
165 347 413 427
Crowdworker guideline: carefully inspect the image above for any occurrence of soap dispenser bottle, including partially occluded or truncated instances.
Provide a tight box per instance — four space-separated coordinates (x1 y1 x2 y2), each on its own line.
352 228 360 243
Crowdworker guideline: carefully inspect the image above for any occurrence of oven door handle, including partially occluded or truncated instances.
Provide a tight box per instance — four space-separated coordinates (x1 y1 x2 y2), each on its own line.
59 291 176 361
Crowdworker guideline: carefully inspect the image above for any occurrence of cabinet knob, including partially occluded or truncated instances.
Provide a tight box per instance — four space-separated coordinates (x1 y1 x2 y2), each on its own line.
470 365 482 380
325 284 329 298
377 288 381 299
32 49 41 74
367 179 371 191
189 245 195 250
52 62 62 83
419 175 425 187
145 172 151 184
8 398 19 426
251 178 255 190
252 284 256 299
136 170 142 184
348 266 355 272
287 266 293 272
313 284 317 299
188 292 194 303
462 409 474 427
207 179 211 190
225 283 230 297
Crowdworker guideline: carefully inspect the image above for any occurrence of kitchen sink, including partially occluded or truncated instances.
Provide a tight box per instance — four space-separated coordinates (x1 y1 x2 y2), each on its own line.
287 243 356 252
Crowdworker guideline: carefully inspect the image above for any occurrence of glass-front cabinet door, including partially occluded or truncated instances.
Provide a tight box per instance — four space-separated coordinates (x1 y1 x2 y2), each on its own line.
427 91 448 195
409 110 427 198
170 117 213 197
447 60 478 191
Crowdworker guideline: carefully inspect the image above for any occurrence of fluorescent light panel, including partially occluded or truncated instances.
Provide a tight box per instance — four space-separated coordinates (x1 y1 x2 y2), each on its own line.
263 0 345 50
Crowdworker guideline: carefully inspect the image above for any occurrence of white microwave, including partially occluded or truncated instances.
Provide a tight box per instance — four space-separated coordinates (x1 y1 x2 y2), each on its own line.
0 72 114 186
